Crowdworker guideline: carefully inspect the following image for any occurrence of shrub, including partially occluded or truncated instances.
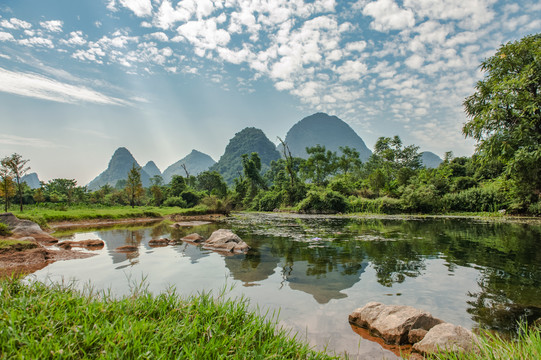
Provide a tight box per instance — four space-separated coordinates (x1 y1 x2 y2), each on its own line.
347 196 402 214
180 190 201 208
0 223 11 236
401 184 442 213
327 177 355 196
527 201 541 216
442 185 507 212
297 189 346 213
258 191 283 211
452 176 478 192
163 196 187 208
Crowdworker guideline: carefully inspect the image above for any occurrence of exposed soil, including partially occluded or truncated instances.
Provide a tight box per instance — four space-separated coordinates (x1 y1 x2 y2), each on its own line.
0 241 96 278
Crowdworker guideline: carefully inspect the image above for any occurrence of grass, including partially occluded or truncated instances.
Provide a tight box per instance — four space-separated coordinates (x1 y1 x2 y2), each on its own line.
0 278 336 359
6 205 217 227
427 323 541 360
0 238 37 250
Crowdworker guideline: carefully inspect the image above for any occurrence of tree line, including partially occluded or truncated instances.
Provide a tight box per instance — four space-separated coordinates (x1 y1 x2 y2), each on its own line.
1 33 539 215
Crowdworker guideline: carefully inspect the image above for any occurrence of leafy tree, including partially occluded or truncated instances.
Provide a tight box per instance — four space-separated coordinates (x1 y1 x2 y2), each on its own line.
1 153 30 212
195 171 227 197
337 146 362 175
301 145 337 186
125 164 144 208
241 152 267 190
169 175 187 197
45 179 78 205
463 33 541 207
0 166 15 212
33 187 45 207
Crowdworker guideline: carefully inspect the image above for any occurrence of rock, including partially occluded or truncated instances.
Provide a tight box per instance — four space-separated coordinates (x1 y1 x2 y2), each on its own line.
56 239 105 249
202 229 250 254
349 302 444 344
0 212 57 244
408 328 428 344
181 233 205 243
412 323 477 355
115 245 138 252
148 238 169 247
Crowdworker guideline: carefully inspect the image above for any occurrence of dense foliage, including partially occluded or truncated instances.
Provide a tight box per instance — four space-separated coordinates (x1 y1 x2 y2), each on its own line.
0 33 538 216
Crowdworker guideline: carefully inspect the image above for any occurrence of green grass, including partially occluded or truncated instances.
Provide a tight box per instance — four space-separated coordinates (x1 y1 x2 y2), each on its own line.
7 205 217 227
428 323 541 360
0 278 336 359
0 238 37 250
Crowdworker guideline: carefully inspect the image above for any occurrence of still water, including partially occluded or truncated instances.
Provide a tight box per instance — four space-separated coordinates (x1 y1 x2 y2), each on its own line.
30 213 541 359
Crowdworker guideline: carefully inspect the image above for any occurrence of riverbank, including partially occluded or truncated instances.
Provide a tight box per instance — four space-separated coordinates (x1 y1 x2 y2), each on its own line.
0 277 336 359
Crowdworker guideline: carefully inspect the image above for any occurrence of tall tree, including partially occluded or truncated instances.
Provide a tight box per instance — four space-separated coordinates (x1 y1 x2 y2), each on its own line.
337 146 362 175
463 33 541 205
0 165 15 212
301 145 337 186
125 163 144 208
1 153 30 212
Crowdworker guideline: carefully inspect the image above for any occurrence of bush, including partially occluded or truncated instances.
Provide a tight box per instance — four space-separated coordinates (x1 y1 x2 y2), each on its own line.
0 223 11 236
297 189 347 213
347 196 402 214
327 177 355 196
258 191 283 211
180 190 201 208
452 176 478 192
401 184 441 213
442 185 507 212
163 196 188 208
527 201 541 216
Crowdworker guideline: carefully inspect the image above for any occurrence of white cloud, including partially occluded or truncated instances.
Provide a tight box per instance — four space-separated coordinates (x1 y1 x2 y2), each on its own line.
0 67 130 105
18 37 54 48
60 31 87 46
176 18 230 51
405 54 424 69
40 20 63 32
0 31 14 41
0 134 61 148
0 18 32 30
118 0 153 17
362 0 415 31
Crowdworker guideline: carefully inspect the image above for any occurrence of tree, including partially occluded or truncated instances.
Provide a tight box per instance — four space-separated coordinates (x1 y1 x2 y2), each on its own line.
125 163 144 208
1 153 30 212
0 166 15 212
195 171 227 197
337 146 362 175
463 33 541 206
45 179 78 205
301 145 337 186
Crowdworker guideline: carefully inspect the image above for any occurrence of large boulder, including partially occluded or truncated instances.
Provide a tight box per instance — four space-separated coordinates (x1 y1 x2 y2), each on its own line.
0 213 57 244
181 233 205 244
412 323 477 355
349 302 444 344
203 229 250 254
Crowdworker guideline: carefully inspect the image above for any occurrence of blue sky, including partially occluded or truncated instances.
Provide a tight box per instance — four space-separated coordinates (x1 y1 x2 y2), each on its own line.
1 0 540 185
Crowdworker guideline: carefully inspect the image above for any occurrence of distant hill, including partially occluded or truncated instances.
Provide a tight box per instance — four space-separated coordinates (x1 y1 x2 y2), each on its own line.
87 147 151 190
142 161 161 178
162 149 216 184
280 113 372 161
21 172 40 189
420 151 443 168
210 127 281 185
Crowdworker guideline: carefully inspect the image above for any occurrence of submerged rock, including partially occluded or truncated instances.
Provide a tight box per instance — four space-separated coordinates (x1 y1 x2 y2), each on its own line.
412 323 477 355
115 245 138 252
349 302 444 344
202 229 250 254
149 238 169 247
56 239 104 249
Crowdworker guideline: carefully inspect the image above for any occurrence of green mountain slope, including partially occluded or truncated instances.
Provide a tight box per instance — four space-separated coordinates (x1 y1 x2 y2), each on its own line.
210 127 281 185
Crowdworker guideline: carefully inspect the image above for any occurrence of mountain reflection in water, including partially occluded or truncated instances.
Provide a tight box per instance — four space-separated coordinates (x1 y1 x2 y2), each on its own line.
32 213 541 358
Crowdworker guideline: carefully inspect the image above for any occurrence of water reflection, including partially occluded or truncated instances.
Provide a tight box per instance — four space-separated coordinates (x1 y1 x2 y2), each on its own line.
46 214 541 339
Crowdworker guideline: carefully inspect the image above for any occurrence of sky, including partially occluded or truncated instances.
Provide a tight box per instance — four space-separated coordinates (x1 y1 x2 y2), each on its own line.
1 0 540 186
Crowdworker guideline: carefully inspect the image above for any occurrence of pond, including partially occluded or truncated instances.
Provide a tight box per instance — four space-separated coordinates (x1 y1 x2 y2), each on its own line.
29 213 541 359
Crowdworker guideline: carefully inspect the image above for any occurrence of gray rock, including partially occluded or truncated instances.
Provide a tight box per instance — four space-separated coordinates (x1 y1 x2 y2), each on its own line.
0 213 57 244
148 238 169 247
412 323 477 355
349 302 444 344
408 328 428 344
202 229 250 254
181 233 205 243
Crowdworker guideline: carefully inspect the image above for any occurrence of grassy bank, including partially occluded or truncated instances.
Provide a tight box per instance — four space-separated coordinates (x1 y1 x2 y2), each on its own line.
7 205 214 227
428 324 541 360
0 278 335 359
